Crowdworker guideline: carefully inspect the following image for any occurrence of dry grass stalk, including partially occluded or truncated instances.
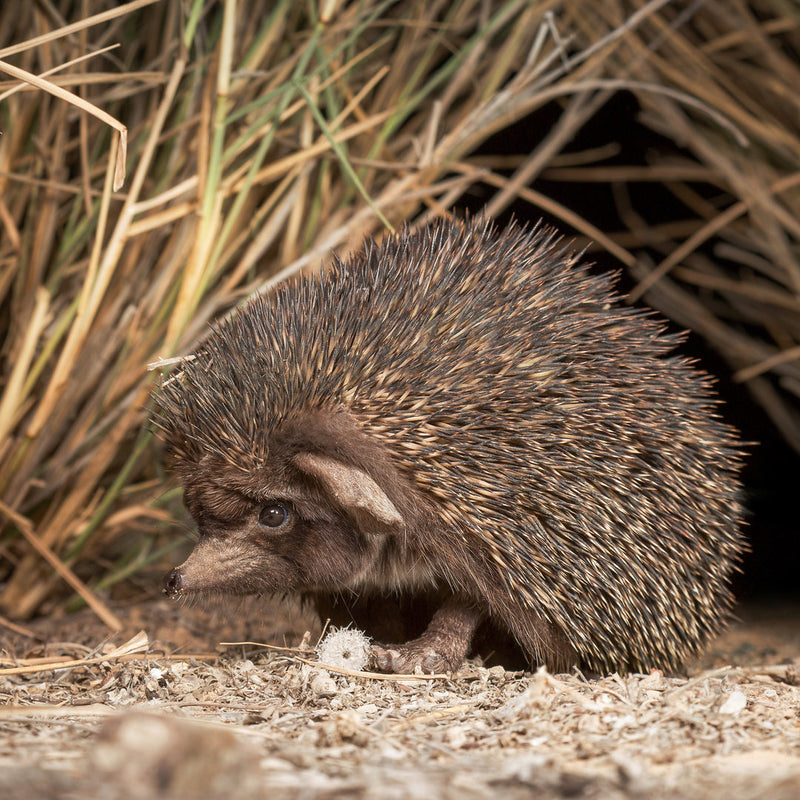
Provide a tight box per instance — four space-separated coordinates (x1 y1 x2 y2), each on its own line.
558 0 800 447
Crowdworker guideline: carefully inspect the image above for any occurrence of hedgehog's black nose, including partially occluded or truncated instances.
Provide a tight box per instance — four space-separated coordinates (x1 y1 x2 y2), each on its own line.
163 568 184 597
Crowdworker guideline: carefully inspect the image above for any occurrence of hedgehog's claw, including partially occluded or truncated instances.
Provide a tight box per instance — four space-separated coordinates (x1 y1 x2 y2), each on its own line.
370 642 461 675
370 599 480 674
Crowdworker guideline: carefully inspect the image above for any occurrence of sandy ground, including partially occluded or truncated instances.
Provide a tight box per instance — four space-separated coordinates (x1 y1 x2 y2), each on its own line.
0 597 799 800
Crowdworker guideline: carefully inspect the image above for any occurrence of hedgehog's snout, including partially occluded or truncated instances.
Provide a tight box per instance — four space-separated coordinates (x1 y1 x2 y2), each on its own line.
163 567 184 597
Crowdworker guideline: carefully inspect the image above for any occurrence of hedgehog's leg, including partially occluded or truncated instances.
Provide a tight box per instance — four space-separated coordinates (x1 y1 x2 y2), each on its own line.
370 596 483 674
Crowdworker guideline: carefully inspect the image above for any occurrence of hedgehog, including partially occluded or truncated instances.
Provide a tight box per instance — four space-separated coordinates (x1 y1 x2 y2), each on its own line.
153 216 744 675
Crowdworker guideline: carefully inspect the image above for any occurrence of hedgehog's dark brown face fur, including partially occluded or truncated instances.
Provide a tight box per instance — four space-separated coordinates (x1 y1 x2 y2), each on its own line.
162 408 500 672
163 409 437 601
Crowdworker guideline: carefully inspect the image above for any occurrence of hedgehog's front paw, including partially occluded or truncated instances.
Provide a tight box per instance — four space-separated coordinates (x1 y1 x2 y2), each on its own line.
370 598 481 674
370 642 460 674
371 597 482 673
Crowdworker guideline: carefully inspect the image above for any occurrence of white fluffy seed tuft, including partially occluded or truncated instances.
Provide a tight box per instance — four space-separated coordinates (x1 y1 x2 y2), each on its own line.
316 627 372 671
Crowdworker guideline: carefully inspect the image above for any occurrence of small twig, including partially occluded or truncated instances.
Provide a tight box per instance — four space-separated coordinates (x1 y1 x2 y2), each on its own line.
295 655 450 681
0 704 116 719
147 354 196 371
316 619 332 648
0 501 122 632
218 640 316 656
0 614 38 639
667 665 737 697
389 703 474 731
0 631 148 676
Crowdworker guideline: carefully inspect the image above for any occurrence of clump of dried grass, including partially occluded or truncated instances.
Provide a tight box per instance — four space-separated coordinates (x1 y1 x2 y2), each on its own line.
552 0 800 449
0 0 797 623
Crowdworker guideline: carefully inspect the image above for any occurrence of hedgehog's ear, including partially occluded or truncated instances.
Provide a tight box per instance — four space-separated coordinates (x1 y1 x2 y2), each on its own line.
293 452 403 535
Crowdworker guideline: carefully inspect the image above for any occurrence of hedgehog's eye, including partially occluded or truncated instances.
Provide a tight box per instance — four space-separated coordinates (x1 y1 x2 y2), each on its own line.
259 504 290 529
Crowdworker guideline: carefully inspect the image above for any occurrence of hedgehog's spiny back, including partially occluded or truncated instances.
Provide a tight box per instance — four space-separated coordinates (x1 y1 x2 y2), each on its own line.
158 219 671 459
